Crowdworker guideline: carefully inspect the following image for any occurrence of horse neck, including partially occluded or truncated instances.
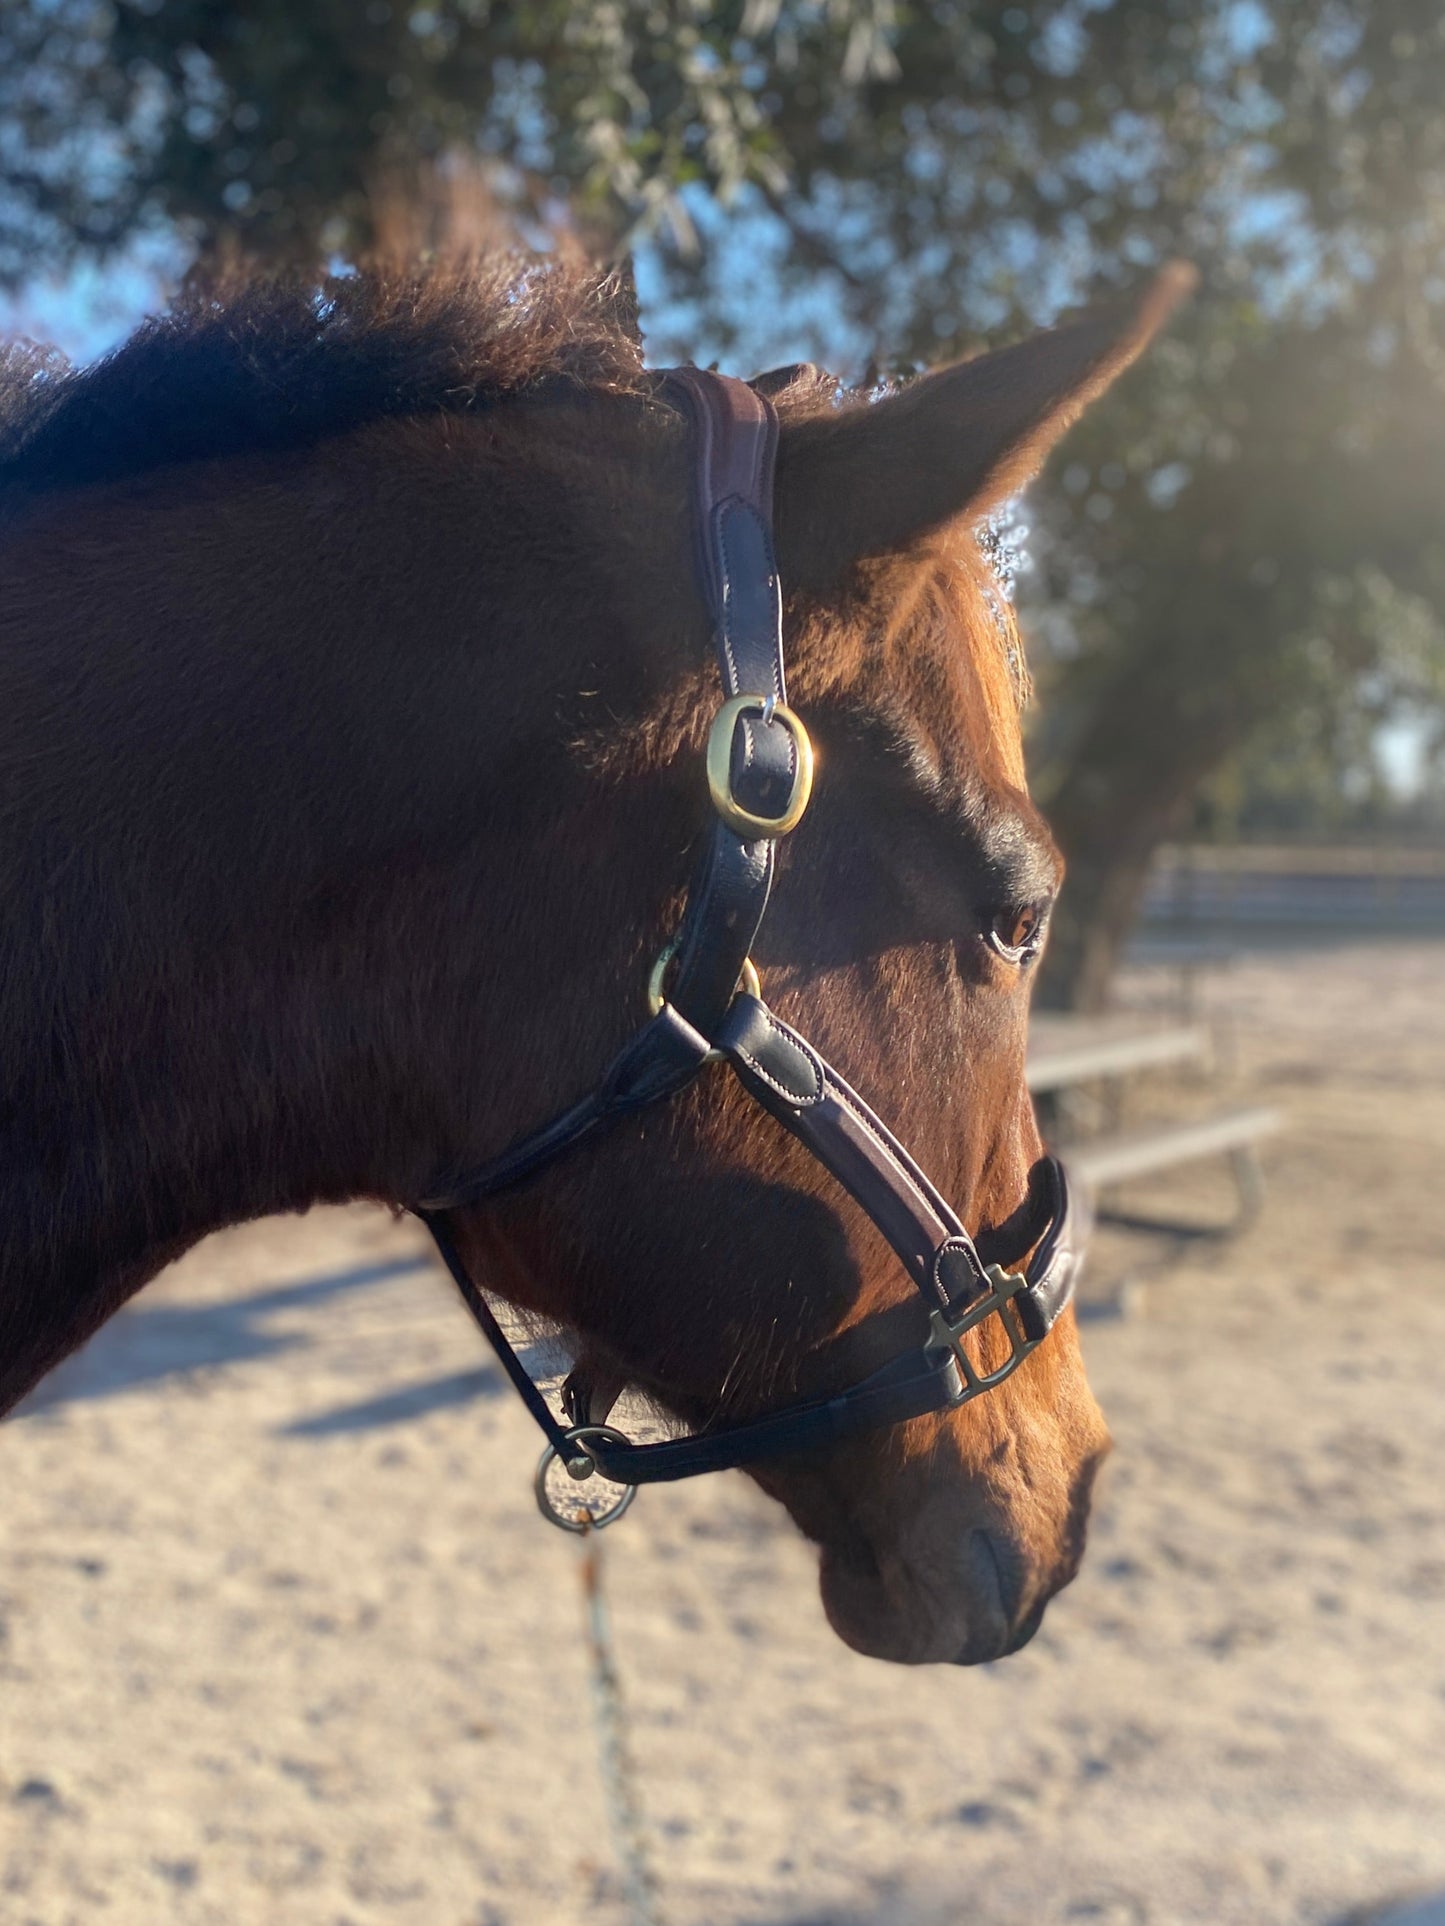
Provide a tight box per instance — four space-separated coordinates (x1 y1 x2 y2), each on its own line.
0 403 691 1409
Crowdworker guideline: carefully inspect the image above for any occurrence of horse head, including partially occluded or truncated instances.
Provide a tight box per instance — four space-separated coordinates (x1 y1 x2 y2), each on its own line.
0 254 1187 1660
442 267 1193 1663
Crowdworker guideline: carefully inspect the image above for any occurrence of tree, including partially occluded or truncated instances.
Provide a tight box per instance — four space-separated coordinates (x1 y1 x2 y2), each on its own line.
5 1 1444 1006
0 1 899 276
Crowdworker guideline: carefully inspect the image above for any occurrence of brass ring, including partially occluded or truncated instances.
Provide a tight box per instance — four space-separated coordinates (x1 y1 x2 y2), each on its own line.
647 936 760 1019
706 695 815 840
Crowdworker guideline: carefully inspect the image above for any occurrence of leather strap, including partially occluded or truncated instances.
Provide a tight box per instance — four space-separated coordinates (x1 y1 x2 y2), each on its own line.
418 1005 711 1211
716 994 991 1303
661 368 792 1035
580 1158 1083 1486
421 372 787 1210
411 367 1083 1499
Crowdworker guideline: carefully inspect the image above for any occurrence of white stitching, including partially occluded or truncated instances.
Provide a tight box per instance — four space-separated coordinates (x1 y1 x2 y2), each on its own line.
714 502 742 690
737 1010 824 1104
718 502 783 700
933 1238 986 1303
826 1073 956 1246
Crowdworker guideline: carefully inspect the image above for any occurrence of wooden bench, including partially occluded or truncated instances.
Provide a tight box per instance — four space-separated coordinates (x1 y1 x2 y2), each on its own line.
1027 1013 1281 1233
1065 1103 1282 1230
1027 1014 1210 1092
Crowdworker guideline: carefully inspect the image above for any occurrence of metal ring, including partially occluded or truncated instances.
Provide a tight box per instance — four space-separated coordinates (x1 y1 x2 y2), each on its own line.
646 936 760 1020
534 1425 638 1534
706 695 815 840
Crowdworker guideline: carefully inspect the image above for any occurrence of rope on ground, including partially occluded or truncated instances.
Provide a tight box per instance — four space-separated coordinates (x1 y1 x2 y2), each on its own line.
577 1530 664 1926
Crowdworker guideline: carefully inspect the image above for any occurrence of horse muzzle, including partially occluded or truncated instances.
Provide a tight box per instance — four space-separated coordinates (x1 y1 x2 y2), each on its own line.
816 1524 1051 1666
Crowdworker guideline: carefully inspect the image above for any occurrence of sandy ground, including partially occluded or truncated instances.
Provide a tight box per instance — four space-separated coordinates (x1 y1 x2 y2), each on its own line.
3 939 1444 1926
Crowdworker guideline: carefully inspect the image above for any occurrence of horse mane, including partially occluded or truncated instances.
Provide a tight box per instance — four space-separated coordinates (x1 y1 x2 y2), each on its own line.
0 243 1027 706
0 251 649 503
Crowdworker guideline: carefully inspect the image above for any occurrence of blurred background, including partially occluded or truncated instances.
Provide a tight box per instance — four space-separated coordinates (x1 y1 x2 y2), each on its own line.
2 6 1444 1924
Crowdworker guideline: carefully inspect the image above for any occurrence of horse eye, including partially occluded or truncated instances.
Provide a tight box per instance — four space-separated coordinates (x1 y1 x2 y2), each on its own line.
988 904 1048 961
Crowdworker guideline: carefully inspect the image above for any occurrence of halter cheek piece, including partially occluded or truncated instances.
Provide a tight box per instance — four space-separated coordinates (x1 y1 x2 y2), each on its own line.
415 369 1084 1530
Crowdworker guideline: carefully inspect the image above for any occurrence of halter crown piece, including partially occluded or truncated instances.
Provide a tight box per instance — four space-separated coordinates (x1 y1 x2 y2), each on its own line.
415 369 1083 1531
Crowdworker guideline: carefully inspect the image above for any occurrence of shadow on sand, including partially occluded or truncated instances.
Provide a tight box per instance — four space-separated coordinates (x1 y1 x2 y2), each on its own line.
16 1253 571 1435
1343 1898 1445 1926
743 1889 1445 1926
20 1256 439 1417
278 1365 502 1435
744 1909 941 1926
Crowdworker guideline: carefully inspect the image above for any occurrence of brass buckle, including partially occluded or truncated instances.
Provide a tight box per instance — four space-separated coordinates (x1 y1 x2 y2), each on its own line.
647 936 760 1021
928 1264 1038 1397
706 694 815 839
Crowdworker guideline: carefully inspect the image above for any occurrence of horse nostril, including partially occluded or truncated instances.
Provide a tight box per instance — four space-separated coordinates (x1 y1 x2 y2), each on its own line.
1005 1598 1048 1653
970 1527 1025 1624
970 1529 1053 1656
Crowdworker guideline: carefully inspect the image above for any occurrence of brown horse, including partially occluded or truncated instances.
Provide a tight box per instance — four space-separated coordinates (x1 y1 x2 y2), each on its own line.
0 252 1190 1663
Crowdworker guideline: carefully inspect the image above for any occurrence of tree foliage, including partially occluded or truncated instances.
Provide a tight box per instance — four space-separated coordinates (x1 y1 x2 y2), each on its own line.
0 1 901 274
5 0 1444 1004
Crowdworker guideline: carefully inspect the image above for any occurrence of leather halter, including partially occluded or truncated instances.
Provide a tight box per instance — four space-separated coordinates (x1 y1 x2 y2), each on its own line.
414 368 1084 1527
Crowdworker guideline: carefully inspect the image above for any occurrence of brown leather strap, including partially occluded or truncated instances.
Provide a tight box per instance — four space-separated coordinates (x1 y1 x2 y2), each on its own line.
665 367 778 619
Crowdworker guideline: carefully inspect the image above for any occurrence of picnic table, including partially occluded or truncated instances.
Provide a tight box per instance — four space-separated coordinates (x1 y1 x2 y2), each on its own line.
1027 1011 1211 1092
1027 1010 1280 1230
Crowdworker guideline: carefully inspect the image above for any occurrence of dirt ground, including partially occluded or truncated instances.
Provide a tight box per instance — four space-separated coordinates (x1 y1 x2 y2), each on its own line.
3 939 1444 1926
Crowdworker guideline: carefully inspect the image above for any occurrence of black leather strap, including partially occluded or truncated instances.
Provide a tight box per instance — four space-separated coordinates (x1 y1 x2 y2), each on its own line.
579 1154 1084 1486
411 367 1084 1501
716 994 992 1305
586 1346 968 1484
422 1209 575 1453
418 1005 712 1211
661 369 792 1035
419 372 789 1211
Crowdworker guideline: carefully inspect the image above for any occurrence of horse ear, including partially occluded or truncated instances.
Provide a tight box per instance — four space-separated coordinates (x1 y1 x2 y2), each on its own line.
773 263 1196 597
